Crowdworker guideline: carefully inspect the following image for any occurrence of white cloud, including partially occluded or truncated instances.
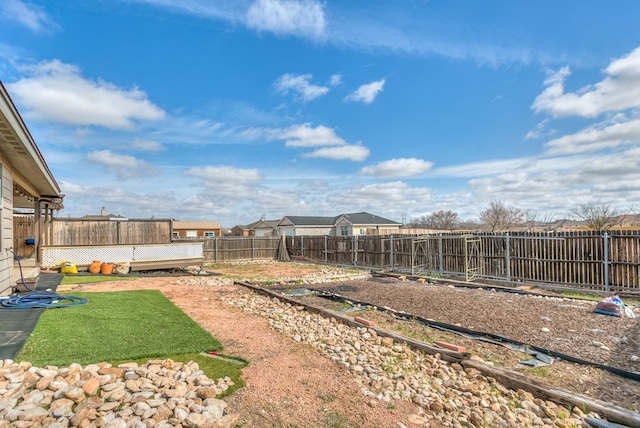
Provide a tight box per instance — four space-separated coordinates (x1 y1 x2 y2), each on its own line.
7 59 165 129
533 47 640 118
246 0 326 40
0 0 57 33
525 119 554 140
85 150 161 180
329 73 343 86
303 144 370 161
131 138 164 152
345 79 385 104
544 115 640 155
328 181 431 217
465 147 640 213
184 165 264 200
184 165 263 183
278 123 346 147
431 157 536 178
274 73 329 101
360 158 433 178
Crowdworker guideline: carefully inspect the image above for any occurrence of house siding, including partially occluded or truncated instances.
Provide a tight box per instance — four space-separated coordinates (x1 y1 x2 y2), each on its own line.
0 159 13 295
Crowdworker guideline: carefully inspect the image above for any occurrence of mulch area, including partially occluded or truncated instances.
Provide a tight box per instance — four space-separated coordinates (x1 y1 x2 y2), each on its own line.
269 276 640 412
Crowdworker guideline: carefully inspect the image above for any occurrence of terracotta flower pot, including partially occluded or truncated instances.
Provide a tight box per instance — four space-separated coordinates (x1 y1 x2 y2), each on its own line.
89 260 101 274
100 262 114 275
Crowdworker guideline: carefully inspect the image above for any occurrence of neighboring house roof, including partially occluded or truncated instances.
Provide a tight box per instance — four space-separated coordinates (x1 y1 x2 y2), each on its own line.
173 221 221 229
80 214 129 220
253 220 279 228
0 81 62 208
279 216 336 226
336 212 401 226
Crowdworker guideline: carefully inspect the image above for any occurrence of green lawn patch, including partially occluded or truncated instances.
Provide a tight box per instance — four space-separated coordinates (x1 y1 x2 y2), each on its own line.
17 290 223 366
60 275 139 285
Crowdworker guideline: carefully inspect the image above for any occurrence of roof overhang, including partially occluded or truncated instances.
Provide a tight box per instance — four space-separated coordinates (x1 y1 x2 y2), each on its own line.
0 82 62 209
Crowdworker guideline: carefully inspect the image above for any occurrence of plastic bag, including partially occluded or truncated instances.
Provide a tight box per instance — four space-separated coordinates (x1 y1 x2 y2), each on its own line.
594 295 635 318
60 261 78 274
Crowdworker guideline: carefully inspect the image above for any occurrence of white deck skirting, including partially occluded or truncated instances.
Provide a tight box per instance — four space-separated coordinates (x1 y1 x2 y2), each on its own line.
41 243 204 271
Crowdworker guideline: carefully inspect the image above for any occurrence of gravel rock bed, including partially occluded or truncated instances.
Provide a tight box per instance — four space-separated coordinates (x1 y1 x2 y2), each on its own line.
309 277 640 374
224 292 605 428
0 359 237 427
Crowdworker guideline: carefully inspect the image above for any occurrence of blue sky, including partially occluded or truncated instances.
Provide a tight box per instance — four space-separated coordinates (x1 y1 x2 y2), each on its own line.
2 0 640 227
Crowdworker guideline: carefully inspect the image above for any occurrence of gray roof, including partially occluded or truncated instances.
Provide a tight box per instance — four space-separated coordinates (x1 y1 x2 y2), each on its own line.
281 212 401 226
281 216 336 226
336 212 401 225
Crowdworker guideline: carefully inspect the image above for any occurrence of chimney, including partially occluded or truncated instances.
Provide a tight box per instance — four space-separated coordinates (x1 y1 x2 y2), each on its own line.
101 207 107 216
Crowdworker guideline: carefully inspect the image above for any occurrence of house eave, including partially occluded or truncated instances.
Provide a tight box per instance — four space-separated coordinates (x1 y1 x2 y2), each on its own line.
0 82 61 205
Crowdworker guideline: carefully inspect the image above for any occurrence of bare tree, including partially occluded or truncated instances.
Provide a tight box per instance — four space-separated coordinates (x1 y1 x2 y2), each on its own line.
409 210 460 230
523 209 557 232
427 210 459 230
571 203 619 231
479 200 523 232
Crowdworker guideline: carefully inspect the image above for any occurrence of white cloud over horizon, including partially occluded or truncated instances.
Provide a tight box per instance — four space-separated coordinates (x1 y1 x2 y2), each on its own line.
360 158 433 178
246 0 326 40
533 47 640 118
303 144 370 161
0 0 57 33
345 79 385 104
85 150 161 180
277 123 346 147
7 59 165 129
274 73 329 101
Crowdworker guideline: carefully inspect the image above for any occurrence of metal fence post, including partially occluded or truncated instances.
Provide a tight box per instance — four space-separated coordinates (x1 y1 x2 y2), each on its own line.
603 232 609 292
438 236 443 275
301 235 304 258
324 235 328 264
505 232 511 282
390 235 394 270
353 235 358 265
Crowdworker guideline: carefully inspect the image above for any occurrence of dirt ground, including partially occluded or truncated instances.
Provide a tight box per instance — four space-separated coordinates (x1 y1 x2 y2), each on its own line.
284 277 640 412
72 277 424 427
70 261 640 426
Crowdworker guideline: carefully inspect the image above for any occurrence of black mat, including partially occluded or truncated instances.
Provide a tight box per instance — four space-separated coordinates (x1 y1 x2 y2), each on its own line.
0 273 63 360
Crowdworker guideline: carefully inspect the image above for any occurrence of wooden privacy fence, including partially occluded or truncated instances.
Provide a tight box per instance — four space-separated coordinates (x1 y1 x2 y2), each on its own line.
201 237 281 262
202 232 640 293
49 219 172 245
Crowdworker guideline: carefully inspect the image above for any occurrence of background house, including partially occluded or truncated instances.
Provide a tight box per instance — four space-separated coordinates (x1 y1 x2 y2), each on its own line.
250 219 279 236
334 212 402 236
276 212 401 236
172 221 221 239
231 223 254 236
1 81 63 295
231 219 279 236
80 207 128 221
278 216 336 236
